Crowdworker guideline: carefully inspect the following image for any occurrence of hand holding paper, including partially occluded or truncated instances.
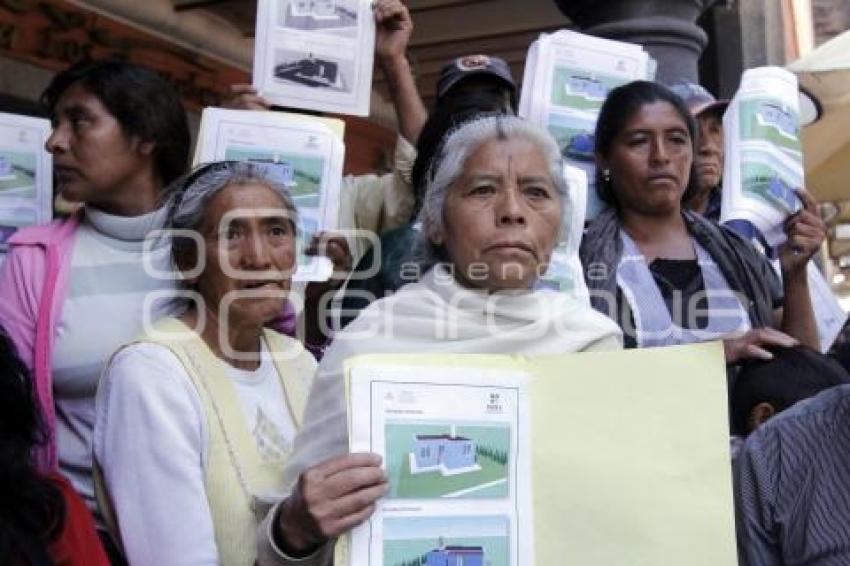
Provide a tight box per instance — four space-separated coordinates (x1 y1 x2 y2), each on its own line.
374 0 413 65
224 84 273 111
778 187 826 274
277 452 388 555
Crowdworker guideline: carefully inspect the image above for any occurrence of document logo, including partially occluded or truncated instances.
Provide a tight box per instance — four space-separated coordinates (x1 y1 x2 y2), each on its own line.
486 392 504 414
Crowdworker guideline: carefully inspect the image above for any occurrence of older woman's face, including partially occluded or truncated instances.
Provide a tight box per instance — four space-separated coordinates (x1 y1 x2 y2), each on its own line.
434 137 562 290
194 182 296 326
601 101 693 215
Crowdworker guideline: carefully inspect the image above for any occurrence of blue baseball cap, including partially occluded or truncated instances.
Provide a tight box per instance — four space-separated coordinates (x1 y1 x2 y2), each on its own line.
669 81 729 117
436 54 517 101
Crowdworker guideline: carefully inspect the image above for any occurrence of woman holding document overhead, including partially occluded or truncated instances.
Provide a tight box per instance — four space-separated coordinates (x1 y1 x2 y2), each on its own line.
257 116 622 564
580 80 824 362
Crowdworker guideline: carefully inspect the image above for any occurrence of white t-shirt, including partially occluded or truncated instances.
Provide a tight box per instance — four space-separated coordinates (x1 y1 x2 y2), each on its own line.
94 340 298 565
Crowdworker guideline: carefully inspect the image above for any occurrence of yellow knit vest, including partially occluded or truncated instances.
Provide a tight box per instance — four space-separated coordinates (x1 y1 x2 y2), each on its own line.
97 317 315 565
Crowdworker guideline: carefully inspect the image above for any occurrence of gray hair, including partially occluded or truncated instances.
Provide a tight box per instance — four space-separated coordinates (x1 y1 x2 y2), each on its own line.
166 160 299 304
412 115 571 271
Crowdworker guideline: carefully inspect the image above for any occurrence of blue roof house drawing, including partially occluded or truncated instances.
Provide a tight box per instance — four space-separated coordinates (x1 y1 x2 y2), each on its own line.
425 545 485 566
766 175 801 212
756 103 798 140
565 76 608 101
411 434 478 476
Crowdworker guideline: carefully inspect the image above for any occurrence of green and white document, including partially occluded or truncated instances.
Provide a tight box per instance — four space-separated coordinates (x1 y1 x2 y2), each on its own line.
721 66 804 247
519 30 652 221
193 107 345 281
0 112 52 250
346 342 737 565
721 67 847 351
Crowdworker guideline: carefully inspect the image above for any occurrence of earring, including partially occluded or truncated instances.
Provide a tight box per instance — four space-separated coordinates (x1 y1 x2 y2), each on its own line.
602 168 611 183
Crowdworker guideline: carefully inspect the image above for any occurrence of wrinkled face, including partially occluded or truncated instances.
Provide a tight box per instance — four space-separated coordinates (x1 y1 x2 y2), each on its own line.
694 112 724 192
434 137 563 291
601 101 694 215
192 182 296 327
45 81 154 208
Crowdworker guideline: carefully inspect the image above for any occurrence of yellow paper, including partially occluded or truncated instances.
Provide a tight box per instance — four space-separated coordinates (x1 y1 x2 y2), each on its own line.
344 342 736 565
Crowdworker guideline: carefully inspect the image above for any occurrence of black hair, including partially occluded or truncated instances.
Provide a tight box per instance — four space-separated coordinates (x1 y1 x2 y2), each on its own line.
593 80 700 207
41 59 191 187
0 328 66 565
730 345 850 436
411 95 512 215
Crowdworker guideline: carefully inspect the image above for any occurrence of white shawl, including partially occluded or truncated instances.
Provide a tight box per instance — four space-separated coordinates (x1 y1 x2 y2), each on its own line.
281 265 623 489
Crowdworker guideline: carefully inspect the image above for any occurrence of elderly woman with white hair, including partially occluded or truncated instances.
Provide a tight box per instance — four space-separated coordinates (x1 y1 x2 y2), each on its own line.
258 116 622 564
93 161 318 566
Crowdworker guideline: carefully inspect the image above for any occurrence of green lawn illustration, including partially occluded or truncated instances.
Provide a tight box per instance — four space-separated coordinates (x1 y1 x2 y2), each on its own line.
550 68 621 112
0 151 37 198
738 100 802 155
740 160 801 214
223 147 323 208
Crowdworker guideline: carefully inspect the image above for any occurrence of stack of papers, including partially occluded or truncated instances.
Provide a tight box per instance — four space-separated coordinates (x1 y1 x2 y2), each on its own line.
519 30 653 221
721 66 804 247
253 0 376 116
0 112 52 251
721 67 847 351
537 164 591 305
193 107 345 281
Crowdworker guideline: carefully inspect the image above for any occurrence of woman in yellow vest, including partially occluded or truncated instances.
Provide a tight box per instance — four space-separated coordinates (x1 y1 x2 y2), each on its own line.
93 161 316 565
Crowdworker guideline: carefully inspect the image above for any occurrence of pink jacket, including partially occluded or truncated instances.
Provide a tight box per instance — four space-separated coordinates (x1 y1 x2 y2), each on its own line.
0 214 81 471
0 213 306 472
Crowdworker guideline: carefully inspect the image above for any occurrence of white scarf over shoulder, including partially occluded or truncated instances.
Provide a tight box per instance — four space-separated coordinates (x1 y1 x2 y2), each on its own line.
281 265 623 489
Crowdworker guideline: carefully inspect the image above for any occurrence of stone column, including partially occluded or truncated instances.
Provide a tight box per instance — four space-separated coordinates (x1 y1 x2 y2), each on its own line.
552 0 719 84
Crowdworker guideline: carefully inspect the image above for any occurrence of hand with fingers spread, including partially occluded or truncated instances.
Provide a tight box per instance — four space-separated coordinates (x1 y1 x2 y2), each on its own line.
275 453 388 555
779 188 826 275
373 0 413 66
223 84 272 111
723 328 799 364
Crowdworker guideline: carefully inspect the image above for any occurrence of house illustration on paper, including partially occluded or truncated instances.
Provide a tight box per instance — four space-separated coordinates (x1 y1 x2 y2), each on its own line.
291 0 337 18
410 434 480 476
425 545 485 566
246 159 297 187
766 175 800 211
755 102 798 140
565 76 608 102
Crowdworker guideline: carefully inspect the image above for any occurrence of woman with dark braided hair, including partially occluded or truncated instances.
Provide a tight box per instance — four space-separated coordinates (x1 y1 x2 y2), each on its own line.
0 327 107 565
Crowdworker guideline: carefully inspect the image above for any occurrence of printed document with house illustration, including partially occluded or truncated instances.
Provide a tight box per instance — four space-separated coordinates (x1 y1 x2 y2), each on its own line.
194 107 345 281
346 343 737 565
0 112 52 252
347 364 534 566
519 30 652 221
253 0 375 116
721 66 804 247
537 164 591 305
720 67 847 351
